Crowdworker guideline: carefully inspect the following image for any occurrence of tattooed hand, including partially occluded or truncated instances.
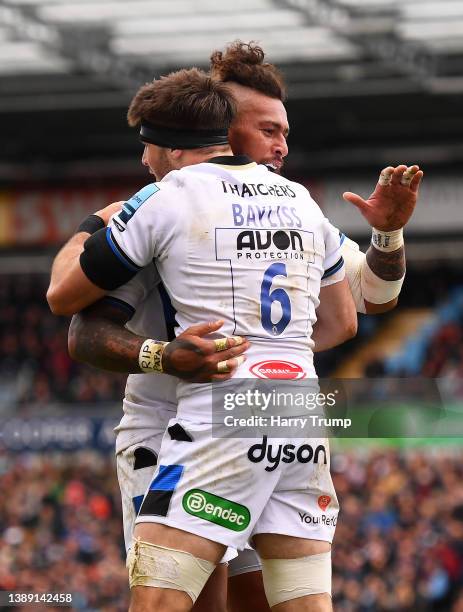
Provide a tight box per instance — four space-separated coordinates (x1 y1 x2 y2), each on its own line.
162 320 250 382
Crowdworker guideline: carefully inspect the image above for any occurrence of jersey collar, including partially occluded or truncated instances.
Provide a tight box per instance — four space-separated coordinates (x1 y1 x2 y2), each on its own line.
207 155 256 167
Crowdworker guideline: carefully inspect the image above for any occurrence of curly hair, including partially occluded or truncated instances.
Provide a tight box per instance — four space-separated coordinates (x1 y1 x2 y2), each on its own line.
127 67 236 130
210 41 286 101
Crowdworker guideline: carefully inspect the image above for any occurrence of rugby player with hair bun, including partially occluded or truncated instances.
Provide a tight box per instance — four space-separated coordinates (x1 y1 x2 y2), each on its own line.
47 42 421 612
48 63 357 612
210 41 422 318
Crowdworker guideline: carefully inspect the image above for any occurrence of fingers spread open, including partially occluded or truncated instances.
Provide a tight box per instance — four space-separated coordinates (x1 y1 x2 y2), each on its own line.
409 169 424 193
400 165 420 186
390 165 408 186
342 192 368 211
378 166 395 186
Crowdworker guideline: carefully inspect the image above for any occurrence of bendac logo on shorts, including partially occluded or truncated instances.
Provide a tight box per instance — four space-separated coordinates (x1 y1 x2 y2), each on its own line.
318 495 331 512
183 489 250 532
250 360 306 379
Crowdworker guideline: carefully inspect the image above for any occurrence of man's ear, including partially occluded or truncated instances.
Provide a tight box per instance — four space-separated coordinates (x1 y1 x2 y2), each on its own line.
169 149 183 160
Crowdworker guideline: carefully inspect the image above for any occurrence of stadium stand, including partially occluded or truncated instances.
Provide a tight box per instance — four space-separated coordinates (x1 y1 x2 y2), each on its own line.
331 447 463 611
386 287 463 378
357 283 463 386
318 265 463 379
0 274 125 408
0 451 128 611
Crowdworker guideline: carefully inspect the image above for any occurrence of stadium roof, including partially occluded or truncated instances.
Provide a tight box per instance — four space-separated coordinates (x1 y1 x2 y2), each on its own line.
2 0 463 179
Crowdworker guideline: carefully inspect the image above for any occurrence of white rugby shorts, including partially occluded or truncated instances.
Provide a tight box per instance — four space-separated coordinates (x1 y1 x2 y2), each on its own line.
116 420 260 572
117 434 164 554
134 417 339 551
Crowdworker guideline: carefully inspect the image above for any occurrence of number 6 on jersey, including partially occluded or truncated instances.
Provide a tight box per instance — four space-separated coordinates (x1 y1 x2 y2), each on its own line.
260 263 291 336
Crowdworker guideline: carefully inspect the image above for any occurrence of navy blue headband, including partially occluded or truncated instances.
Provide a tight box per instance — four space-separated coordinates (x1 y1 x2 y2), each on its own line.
140 121 229 149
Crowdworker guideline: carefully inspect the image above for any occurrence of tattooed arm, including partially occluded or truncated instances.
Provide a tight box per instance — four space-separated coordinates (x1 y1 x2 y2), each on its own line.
68 300 250 382
68 301 143 373
363 245 404 313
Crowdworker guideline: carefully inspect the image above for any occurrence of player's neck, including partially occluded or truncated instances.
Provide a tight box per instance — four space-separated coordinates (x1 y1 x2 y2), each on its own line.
177 145 234 168
198 145 234 160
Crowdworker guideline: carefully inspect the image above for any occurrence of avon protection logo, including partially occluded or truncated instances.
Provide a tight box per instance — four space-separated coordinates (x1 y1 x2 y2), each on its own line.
236 230 304 252
183 489 250 532
250 360 306 380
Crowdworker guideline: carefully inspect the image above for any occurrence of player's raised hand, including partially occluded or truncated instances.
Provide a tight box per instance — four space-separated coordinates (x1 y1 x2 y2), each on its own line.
94 201 125 226
342 165 423 231
161 320 250 382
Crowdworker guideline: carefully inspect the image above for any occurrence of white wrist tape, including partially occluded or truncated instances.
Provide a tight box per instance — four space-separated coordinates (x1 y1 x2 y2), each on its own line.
361 260 405 304
371 227 404 252
138 339 168 373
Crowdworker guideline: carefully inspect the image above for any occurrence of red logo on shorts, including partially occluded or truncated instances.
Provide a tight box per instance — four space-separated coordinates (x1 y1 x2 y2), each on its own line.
318 495 331 512
250 360 306 380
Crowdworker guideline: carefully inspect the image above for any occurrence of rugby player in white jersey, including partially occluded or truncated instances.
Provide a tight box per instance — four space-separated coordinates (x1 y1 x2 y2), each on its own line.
48 67 358 611
65 220 249 612
48 43 422 612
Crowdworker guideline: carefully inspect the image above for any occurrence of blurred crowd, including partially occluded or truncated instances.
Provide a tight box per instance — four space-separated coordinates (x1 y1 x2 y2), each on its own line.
332 447 463 611
364 298 463 385
420 318 463 380
0 274 125 407
0 448 462 611
318 264 463 379
0 451 128 611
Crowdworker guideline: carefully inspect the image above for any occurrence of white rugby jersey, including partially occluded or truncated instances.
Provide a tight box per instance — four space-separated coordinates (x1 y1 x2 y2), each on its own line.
105 266 177 453
82 156 344 413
